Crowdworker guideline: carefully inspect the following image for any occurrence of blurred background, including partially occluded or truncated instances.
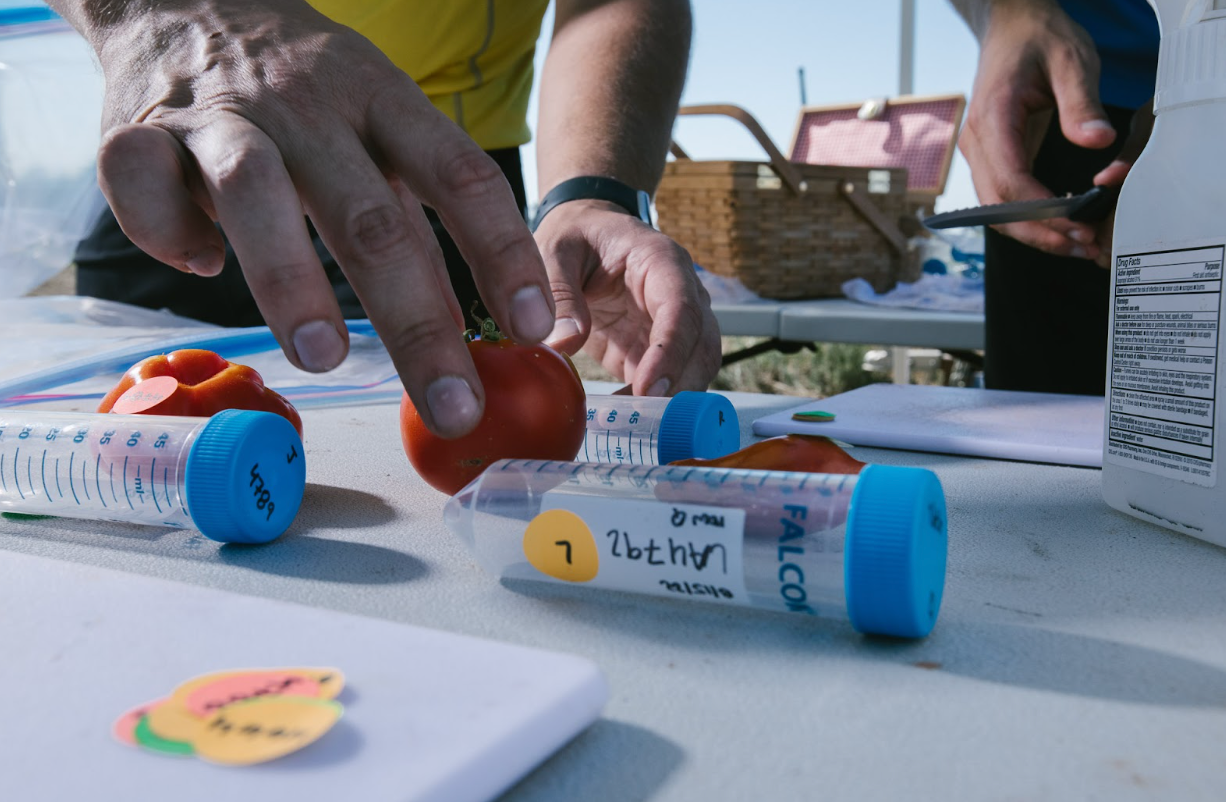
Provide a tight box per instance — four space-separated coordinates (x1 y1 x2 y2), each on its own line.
2 0 983 395
525 0 979 212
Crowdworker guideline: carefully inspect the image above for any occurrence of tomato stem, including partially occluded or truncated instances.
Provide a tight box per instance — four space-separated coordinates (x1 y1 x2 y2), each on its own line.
463 318 504 343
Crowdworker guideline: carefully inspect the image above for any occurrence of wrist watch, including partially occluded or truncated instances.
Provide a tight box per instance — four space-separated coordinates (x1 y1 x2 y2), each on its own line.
530 175 653 232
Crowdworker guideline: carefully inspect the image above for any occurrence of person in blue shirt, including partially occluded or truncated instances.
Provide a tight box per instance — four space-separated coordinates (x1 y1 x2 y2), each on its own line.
950 0 1159 395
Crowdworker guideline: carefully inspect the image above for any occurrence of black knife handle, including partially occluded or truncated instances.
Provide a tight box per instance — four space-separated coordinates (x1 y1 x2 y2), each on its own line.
1067 185 1121 223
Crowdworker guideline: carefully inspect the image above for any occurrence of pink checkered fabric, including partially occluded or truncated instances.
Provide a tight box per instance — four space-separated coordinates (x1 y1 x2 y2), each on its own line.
789 98 962 193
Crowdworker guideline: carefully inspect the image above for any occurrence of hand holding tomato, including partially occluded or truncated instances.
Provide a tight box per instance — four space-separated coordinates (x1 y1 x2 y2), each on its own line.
98 349 303 437
400 323 586 494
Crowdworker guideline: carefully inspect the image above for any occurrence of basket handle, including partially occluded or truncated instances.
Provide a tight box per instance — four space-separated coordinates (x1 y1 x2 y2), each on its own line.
670 103 907 255
672 104 808 195
838 182 907 255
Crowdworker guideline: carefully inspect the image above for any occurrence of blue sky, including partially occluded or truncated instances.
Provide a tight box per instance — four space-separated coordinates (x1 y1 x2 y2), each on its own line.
525 0 982 212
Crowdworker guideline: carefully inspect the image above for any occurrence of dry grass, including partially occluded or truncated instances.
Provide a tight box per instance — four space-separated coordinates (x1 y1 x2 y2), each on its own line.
711 338 875 397
570 337 876 399
25 265 76 296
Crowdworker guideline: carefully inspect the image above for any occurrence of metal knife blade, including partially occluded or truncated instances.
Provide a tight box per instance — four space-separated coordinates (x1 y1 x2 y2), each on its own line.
923 185 1120 230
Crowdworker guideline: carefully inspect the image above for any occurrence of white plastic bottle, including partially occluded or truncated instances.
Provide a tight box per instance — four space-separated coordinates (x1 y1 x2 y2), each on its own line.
1103 0 1226 548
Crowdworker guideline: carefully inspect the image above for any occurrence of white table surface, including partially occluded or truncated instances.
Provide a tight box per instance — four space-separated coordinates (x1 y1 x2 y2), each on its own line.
714 298 984 351
2 387 1224 801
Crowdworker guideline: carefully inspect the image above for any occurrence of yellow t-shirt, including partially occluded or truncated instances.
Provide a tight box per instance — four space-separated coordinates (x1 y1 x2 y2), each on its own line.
307 0 550 150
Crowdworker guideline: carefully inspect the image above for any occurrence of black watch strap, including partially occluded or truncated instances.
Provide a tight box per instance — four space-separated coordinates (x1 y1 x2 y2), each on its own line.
530 176 652 231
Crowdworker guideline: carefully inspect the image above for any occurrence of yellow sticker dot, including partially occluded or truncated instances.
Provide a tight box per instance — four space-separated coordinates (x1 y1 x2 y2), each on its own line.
523 508 599 582
193 696 343 767
146 698 205 743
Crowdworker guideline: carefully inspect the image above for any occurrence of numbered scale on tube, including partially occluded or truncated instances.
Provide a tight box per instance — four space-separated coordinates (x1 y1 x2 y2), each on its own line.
446 459 948 638
0 409 306 543
582 392 739 465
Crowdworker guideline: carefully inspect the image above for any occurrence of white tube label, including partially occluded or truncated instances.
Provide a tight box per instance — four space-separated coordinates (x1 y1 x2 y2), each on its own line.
526 491 749 605
1107 245 1222 486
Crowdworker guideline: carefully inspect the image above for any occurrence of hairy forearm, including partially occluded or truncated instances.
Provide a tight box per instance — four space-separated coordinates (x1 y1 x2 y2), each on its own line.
46 0 329 129
947 0 1062 40
46 0 185 40
535 0 691 195
46 0 317 55
45 0 134 28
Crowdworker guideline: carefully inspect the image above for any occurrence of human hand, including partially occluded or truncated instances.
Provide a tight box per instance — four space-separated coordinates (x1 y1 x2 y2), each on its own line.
75 0 554 437
958 0 1115 259
533 202 722 395
1088 98 1155 268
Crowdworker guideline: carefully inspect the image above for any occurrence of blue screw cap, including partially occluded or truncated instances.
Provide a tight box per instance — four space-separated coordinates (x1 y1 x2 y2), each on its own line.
657 391 740 464
844 464 948 638
184 410 306 544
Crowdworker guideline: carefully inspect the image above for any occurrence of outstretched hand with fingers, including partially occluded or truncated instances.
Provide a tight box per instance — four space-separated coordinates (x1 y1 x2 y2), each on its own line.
533 201 722 396
67 0 555 438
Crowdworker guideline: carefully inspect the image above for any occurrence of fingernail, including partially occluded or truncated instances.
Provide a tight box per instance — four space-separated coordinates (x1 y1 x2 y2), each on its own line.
292 320 346 372
545 316 581 345
1070 245 1091 260
185 246 224 276
1068 229 1090 243
426 375 480 434
647 377 671 397
511 285 554 342
1081 119 1114 134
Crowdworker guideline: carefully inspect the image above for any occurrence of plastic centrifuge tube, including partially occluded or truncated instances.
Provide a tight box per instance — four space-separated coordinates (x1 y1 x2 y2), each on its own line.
0 408 306 543
446 459 948 638
581 392 739 465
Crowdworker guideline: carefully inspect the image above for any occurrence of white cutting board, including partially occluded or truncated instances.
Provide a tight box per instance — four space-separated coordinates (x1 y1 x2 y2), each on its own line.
753 384 1105 467
0 550 607 802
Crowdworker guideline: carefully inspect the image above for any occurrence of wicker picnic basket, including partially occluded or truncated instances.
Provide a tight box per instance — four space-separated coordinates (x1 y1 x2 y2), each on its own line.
655 98 963 300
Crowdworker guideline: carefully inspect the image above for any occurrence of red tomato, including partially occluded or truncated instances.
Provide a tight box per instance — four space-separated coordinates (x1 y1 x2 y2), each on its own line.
400 337 587 494
97 349 303 437
669 434 865 475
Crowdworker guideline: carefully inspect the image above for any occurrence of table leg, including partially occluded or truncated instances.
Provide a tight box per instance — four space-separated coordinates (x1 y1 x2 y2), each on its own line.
891 346 911 384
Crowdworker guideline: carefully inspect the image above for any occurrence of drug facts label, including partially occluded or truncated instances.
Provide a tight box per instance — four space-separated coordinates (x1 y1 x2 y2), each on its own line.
531 491 749 605
1107 246 1222 486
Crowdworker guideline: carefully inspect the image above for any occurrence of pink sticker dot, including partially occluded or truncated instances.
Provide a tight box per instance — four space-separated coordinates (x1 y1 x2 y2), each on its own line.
113 698 166 746
184 672 321 719
112 375 181 414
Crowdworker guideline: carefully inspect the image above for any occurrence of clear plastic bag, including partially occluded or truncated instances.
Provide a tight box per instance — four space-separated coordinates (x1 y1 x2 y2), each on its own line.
0 298 403 412
0 6 106 297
